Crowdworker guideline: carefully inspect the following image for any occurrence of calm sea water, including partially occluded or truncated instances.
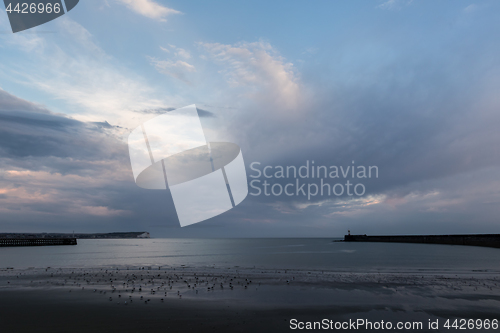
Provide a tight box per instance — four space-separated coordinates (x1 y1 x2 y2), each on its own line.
1 238 499 272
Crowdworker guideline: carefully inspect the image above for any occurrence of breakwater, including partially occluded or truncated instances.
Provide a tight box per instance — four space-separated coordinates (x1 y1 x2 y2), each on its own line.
344 234 500 248
0 232 150 239
0 238 77 247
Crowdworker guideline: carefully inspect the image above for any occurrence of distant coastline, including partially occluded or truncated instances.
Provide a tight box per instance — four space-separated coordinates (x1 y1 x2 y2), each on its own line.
0 232 150 239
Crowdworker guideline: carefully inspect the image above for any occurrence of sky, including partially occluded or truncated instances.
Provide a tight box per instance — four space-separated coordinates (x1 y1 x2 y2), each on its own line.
1 0 500 237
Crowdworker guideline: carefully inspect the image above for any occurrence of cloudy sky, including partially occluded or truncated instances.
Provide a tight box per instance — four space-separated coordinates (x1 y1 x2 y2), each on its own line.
1 0 500 237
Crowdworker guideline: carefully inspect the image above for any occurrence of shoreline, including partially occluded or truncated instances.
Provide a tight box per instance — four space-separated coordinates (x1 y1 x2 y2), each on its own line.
1 265 499 332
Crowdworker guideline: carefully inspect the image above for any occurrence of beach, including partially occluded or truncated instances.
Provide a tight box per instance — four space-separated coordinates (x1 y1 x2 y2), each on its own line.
1 264 500 332
2 0 500 331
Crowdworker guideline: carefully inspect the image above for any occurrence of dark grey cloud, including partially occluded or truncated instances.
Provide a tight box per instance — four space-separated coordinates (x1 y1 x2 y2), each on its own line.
0 89 182 234
2 5 500 238
228 22 500 204
137 107 216 118
137 107 176 114
182 21 500 236
196 108 216 118
0 90 125 171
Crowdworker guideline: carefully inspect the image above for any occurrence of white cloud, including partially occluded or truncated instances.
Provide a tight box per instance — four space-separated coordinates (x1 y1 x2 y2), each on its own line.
57 19 107 57
175 48 191 59
115 0 181 21
0 18 175 129
0 169 131 217
266 194 386 217
199 41 302 110
377 0 412 10
378 0 398 10
161 45 191 59
148 57 196 83
463 4 478 13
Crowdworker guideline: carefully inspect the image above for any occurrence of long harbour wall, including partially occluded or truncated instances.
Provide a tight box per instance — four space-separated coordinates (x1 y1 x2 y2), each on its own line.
343 234 500 248
0 238 77 247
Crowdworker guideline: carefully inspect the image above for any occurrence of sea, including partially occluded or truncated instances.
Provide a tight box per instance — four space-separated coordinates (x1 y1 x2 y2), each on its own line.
1 238 500 273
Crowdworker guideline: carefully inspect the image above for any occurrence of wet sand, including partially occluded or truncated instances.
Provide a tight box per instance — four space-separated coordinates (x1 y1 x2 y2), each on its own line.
1 266 499 332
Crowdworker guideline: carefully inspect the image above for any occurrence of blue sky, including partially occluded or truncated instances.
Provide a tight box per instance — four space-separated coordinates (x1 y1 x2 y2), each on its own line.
3 0 497 121
1 0 500 237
